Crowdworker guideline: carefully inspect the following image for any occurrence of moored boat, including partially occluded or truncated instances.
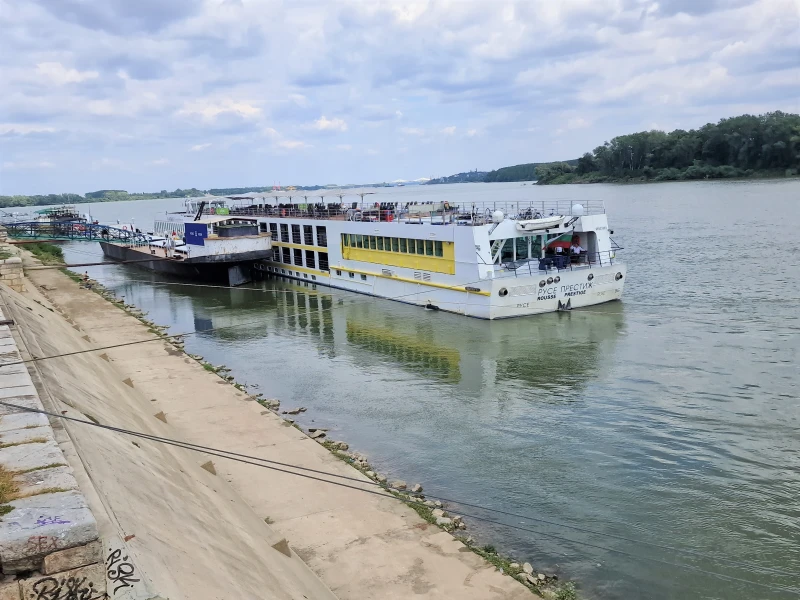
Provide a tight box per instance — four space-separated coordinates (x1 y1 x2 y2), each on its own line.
207 194 626 319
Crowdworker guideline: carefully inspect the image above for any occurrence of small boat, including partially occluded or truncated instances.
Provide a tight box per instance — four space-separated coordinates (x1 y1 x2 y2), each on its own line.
515 215 565 231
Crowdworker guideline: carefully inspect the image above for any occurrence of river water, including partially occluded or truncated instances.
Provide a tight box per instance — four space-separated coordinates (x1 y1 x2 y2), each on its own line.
58 181 799 599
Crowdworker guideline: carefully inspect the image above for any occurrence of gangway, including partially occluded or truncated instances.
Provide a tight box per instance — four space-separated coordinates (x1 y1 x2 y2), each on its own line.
4 220 151 245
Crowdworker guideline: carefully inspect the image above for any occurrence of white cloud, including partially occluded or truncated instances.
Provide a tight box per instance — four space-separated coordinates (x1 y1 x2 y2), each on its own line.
440 126 456 135
1 161 55 170
366 148 379 155
190 143 212 151
277 140 311 150
400 127 425 135
466 129 479 137
151 158 170 166
0 124 56 135
309 116 348 132
178 99 262 120
336 144 352 150
35 62 98 85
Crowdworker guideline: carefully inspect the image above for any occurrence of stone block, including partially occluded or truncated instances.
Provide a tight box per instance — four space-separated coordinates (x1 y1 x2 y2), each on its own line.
0 427 55 447
0 412 49 433
15 467 78 499
0 385 39 400
0 491 99 573
0 396 42 417
0 579 20 600
19 563 105 598
0 440 64 473
42 540 102 575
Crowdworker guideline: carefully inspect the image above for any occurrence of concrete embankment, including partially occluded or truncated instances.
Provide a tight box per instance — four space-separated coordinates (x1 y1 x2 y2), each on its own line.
0 243 337 598
7 242 533 599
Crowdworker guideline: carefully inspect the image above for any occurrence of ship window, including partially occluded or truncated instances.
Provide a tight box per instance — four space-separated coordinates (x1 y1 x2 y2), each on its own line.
425 240 434 256
318 252 329 271
272 247 280 262
434 241 443 257
416 240 425 255
369 236 377 250
392 238 399 252
280 223 289 243
376 237 384 251
293 248 303 266
361 274 367 281
303 273 308 278
399 238 407 253
316 226 327 246
291 224 301 244
312 275 316 281
269 223 278 240
515 237 529 260
336 270 342 276
303 225 313 245
305 250 315 269
349 272 354 278
384 237 391 251
259 222 268 233
281 247 291 263
501 239 514 262
342 233 349 247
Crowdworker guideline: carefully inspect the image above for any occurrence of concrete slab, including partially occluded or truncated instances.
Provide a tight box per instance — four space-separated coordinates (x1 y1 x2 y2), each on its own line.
0 491 98 573
0 440 65 472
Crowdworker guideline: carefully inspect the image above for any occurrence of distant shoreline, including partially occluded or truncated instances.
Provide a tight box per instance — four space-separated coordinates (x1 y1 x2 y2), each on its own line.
535 170 800 185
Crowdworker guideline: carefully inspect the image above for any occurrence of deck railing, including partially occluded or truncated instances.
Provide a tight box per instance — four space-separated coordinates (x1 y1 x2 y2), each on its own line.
498 250 620 277
199 199 605 225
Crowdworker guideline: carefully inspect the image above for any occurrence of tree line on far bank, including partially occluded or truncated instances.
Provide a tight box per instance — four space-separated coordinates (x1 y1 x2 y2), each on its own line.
533 111 800 184
0 188 205 209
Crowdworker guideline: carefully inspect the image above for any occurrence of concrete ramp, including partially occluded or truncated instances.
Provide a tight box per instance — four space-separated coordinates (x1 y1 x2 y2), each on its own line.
1 281 337 600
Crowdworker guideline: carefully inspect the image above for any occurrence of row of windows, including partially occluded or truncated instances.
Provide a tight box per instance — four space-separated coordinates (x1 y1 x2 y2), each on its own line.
342 234 445 257
268 266 318 282
271 223 327 246
335 269 368 281
272 247 329 271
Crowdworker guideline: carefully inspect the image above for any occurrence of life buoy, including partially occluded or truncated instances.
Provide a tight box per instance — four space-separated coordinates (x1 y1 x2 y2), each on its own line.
443 201 451 211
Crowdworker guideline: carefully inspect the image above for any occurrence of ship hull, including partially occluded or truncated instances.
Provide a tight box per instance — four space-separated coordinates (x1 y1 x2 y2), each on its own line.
99 242 267 286
254 260 626 319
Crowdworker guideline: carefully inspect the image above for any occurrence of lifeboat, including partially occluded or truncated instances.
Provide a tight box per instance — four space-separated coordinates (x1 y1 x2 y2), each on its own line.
515 215 565 231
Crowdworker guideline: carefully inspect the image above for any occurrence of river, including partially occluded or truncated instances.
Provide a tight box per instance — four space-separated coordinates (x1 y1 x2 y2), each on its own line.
57 180 799 599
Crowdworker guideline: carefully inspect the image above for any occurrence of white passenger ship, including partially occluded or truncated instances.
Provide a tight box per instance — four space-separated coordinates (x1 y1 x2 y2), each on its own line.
185 195 626 319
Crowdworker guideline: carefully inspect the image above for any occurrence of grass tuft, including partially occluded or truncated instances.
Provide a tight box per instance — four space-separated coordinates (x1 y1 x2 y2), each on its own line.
14 463 67 474
0 466 19 504
0 437 48 449
26 243 64 265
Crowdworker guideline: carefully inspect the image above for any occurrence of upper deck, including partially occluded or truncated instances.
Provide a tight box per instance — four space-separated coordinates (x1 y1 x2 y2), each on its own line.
191 198 606 226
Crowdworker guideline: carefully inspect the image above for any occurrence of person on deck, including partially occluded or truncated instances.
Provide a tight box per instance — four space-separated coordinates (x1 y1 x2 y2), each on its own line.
570 237 585 262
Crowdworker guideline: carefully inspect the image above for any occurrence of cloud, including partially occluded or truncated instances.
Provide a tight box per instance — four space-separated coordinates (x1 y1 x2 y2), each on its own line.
150 158 169 166
308 116 348 132
1 0 797 194
276 140 311 150
336 144 352 151
178 99 262 121
1 161 55 170
36 62 99 85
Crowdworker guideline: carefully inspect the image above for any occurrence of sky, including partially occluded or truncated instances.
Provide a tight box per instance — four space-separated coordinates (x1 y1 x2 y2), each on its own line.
1 0 799 195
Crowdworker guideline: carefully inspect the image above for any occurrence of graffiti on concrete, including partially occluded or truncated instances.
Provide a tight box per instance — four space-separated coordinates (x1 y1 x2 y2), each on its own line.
35 515 72 528
106 548 140 595
25 535 60 554
30 575 105 600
